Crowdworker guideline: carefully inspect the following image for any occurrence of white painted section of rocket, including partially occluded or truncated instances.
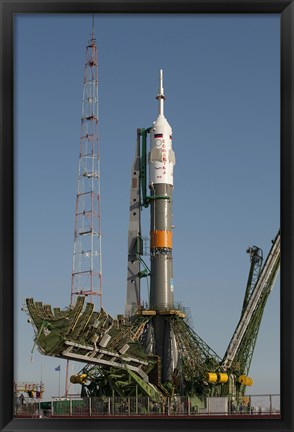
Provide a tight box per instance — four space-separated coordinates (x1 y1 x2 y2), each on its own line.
149 70 176 187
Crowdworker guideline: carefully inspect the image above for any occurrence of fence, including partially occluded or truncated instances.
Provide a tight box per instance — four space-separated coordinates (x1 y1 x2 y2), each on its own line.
14 394 280 417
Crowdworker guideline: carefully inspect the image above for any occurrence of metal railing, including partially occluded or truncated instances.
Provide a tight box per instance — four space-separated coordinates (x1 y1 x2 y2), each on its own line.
14 394 280 418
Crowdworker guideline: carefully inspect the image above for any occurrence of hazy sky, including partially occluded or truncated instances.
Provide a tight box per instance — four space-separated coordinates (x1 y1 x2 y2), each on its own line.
14 13 280 401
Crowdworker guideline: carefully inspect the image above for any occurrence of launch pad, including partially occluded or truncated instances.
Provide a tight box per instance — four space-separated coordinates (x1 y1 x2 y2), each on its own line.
24 69 280 411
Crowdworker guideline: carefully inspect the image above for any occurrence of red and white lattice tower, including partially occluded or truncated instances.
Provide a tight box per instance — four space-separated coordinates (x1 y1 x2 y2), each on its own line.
71 26 102 306
65 22 102 396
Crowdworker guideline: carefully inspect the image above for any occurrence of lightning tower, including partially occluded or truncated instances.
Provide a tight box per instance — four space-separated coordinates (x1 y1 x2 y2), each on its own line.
66 18 102 395
71 21 101 306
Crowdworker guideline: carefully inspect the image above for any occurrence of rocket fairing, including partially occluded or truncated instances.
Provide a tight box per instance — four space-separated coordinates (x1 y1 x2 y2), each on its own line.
149 70 175 187
149 69 176 311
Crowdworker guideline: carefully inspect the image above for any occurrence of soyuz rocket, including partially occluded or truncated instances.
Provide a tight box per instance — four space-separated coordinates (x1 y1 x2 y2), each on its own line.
126 70 178 382
149 69 175 311
147 70 178 382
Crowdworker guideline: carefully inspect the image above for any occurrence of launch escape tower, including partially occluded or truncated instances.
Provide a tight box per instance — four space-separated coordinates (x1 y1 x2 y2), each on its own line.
66 23 102 395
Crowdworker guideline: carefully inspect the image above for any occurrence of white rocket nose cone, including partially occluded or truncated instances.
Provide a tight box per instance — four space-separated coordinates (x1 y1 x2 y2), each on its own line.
149 70 175 187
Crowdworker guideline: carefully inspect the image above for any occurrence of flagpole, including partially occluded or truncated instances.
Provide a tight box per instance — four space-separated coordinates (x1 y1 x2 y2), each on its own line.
55 365 61 397
59 369 61 397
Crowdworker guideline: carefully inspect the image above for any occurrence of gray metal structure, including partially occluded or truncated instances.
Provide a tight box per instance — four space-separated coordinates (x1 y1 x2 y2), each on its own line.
125 134 142 318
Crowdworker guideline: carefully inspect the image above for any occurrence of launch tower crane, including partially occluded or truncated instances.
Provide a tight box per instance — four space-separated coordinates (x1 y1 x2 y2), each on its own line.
222 231 280 396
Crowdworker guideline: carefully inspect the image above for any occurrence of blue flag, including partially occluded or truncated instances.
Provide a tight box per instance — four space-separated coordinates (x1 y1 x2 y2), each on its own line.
54 365 60 371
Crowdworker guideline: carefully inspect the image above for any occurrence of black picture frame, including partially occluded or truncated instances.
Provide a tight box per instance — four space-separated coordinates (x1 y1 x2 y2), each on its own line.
1 1 293 431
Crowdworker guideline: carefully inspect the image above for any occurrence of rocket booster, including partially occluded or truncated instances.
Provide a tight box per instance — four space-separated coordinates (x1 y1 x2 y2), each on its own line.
149 70 176 310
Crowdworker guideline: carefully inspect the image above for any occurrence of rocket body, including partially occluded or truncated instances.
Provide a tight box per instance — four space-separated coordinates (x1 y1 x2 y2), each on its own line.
147 70 177 382
149 70 175 311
